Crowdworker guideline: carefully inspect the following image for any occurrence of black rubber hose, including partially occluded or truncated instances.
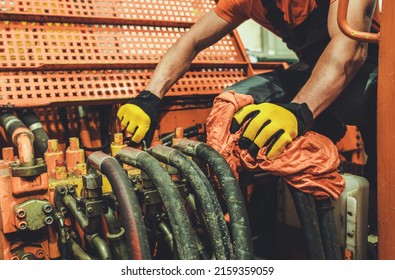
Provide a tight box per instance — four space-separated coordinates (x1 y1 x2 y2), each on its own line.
104 207 132 260
173 140 254 260
149 145 234 260
88 151 151 260
20 109 49 158
315 198 342 260
67 236 95 260
115 147 200 260
86 234 113 260
288 184 326 259
0 111 26 135
0 111 35 166
62 195 89 231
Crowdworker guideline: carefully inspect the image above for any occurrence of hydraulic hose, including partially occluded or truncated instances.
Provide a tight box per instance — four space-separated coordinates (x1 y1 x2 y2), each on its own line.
0 111 35 166
315 198 342 260
288 184 326 259
173 139 254 260
20 109 49 158
67 236 95 260
62 195 88 231
86 234 113 260
149 145 234 260
104 207 132 259
88 151 151 260
115 147 200 260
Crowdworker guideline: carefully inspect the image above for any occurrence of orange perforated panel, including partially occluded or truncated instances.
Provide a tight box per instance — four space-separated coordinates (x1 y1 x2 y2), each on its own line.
0 0 213 25
0 0 257 108
0 21 242 69
0 68 246 107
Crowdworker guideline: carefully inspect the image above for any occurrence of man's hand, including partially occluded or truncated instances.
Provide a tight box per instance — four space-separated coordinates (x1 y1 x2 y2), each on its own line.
230 102 314 159
117 90 161 146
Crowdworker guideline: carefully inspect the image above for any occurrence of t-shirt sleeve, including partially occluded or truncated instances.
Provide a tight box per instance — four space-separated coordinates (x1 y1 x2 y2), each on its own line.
214 0 250 25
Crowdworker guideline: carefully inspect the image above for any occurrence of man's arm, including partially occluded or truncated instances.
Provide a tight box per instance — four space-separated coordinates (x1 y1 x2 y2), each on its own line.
117 10 238 145
146 10 239 99
230 0 377 159
292 0 377 118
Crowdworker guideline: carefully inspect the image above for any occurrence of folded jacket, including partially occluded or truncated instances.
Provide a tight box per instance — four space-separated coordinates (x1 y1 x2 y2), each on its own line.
206 90 345 200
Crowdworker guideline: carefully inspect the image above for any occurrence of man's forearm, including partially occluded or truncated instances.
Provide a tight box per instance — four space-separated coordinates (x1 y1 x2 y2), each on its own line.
292 37 367 118
145 38 199 99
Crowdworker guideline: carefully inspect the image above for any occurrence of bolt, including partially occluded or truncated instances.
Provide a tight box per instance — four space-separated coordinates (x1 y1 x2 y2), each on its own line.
61 207 67 215
17 221 28 230
36 249 45 259
145 195 150 203
44 216 54 225
16 208 26 219
42 204 53 214
68 185 76 194
87 207 93 214
58 186 67 195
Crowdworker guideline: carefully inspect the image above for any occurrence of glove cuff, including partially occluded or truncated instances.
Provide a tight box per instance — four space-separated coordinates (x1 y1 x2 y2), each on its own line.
285 102 314 135
129 90 161 108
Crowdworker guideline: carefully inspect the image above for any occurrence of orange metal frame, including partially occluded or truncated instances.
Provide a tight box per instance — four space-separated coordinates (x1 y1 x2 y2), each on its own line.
339 0 395 259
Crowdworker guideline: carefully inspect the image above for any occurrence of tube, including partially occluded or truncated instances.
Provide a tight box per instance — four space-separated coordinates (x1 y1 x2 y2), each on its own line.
62 195 89 231
149 145 234 260
115 147 200 260
288 185 325 259
20 109 49 158
67 236 95 260
104 207 133 260
315 198 342 260
86 234 113 260
172 140 254 260
0 111 35 166
53 210 67 259
88 151 151 260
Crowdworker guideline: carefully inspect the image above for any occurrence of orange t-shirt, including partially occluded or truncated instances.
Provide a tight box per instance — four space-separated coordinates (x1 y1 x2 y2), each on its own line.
214 0 336 35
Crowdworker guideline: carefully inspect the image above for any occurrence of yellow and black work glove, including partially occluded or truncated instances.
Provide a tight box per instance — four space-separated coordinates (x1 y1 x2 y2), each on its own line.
230 102 314 160
117 90 161 147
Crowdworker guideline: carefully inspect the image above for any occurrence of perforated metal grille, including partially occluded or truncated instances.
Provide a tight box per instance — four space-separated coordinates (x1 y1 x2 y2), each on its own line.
0 68 247 107
0 0 257 108
0 21 242 69
0 0 213 23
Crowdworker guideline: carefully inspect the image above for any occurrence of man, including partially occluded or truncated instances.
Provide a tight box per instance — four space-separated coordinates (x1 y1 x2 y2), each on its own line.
117 0 378 226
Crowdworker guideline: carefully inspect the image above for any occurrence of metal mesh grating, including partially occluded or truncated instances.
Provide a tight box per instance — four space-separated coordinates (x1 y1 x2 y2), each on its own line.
0 0 213 23
0 68 247 107
0 0 260 108
0 21 242 69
